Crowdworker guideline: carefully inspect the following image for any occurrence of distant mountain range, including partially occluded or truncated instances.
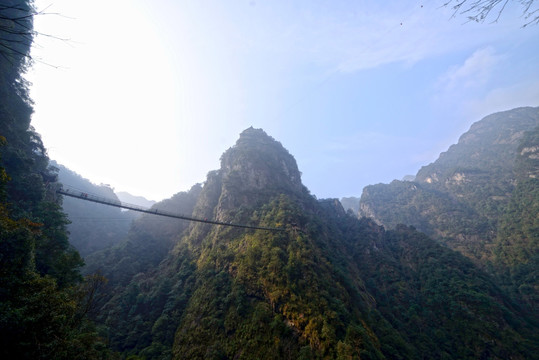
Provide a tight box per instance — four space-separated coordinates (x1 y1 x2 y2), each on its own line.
52 162 159 257
339 196 360 214
58 119 539 359
51 161 135 256
116 191 156 208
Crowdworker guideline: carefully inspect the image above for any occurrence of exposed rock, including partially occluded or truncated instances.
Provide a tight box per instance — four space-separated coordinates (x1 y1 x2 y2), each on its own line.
192 127 305 225
359 106 539 266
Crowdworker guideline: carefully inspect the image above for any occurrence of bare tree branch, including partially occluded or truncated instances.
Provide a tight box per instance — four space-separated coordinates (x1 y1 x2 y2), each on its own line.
443 0 539 26
0 3 71 69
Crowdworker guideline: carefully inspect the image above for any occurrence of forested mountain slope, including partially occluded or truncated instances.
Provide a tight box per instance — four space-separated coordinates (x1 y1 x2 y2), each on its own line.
116 191 156 208
83 184 201 285
52 161 136 256
0 2 115 358
359 106 539 312
494 125 539 310
88 127 538 359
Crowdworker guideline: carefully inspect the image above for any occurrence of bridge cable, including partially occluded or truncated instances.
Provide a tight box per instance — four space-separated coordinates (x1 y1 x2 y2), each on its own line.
56 185 285 233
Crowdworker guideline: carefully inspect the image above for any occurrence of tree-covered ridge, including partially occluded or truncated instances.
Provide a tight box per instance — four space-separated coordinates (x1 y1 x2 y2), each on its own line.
169 195 394 360
52 161 136 257
415 107 539 220
415 107 539 185
494 125 539 312
359 107 539 312
83 184 202 285
360 107 539 255
360 179 493 262
354 224 537 359
84 128 538 359
0 2 118 357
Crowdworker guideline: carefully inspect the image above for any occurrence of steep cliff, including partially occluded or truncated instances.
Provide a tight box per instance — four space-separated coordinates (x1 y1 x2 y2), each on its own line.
186 127 307 245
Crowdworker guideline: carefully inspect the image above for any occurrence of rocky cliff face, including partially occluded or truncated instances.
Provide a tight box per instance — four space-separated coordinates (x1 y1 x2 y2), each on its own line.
221 128 302 191
193 127 305 225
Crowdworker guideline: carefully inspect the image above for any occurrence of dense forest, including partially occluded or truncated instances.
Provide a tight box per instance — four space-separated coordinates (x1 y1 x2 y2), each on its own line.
1 1 538 359
75 128 537 359
0 1 118 358
359 107 539 314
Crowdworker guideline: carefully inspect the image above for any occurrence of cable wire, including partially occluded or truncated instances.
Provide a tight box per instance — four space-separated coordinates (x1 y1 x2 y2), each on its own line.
57 184 285 232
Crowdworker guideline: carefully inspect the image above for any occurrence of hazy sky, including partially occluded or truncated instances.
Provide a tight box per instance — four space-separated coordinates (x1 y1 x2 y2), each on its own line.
28 0 539 201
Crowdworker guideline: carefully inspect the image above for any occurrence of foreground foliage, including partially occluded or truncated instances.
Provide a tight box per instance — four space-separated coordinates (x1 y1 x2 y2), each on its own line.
0 1 116 357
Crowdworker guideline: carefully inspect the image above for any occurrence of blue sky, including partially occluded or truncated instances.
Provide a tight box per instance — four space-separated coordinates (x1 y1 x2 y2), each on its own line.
29 0 539 201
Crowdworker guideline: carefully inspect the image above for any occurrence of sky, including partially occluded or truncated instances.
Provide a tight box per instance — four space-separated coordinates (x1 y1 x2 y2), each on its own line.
28 0 539 202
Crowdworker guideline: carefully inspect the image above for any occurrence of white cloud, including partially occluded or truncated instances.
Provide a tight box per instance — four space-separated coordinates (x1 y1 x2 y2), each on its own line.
437 47 503 91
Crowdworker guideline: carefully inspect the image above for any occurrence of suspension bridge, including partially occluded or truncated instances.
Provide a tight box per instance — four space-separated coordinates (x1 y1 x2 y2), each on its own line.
56 185 285 232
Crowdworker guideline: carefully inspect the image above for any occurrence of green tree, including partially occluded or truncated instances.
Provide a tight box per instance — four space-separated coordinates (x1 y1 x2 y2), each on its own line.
0 1 115 357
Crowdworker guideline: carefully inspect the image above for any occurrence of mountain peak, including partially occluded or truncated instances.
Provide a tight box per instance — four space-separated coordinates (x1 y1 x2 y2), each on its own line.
191 128 304 225
416 106 539 184
237 126 272 143
220 127 302 194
